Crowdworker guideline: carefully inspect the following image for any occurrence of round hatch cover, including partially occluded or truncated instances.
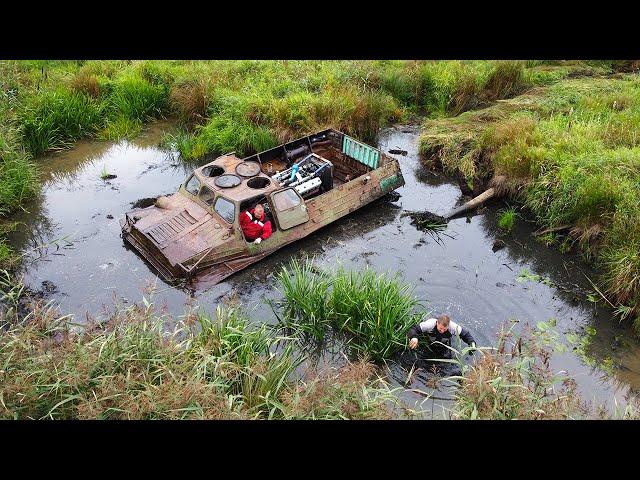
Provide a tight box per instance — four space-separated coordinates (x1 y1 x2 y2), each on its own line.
214 174 242 188
235 161 262 177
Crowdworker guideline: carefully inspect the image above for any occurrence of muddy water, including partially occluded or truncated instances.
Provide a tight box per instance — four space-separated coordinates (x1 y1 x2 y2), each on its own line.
9 121 640 416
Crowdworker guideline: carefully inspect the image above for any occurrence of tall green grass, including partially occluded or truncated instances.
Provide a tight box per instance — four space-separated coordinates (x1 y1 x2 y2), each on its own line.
497 207 517 233
0 121 39 269
19 90 104 156
276 258 425 361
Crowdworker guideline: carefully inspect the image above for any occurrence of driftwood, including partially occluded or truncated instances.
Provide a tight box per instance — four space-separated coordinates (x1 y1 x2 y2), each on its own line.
532 224 572 236
444 188 496 220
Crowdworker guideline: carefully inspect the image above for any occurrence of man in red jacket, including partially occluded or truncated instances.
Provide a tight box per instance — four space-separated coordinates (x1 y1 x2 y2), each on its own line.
240 203 273 244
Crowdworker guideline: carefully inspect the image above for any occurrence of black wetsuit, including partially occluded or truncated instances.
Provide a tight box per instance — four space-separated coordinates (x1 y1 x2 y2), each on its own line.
407 318 476 359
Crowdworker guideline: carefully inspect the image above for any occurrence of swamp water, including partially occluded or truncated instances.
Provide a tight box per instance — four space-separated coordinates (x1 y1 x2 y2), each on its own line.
8 121 640 417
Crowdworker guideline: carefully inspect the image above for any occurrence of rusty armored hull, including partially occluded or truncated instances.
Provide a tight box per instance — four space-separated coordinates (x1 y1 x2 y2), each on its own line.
120 128 405 285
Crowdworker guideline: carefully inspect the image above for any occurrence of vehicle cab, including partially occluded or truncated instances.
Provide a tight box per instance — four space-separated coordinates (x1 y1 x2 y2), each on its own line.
177 153 310 257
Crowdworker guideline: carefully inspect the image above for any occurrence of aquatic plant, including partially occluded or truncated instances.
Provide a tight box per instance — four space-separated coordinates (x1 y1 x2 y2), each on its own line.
447 321 590 420
275 257 332 341
276 259 425 361
497 207 517 233
331 266 424 360
99 165 112 180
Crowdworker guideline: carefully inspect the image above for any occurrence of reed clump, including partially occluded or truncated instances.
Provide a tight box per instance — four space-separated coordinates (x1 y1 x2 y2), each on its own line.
276 258 425 361
451 322 590 420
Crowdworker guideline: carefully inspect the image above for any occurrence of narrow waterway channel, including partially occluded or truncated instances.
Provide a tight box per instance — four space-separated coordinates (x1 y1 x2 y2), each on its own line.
7 120 640 416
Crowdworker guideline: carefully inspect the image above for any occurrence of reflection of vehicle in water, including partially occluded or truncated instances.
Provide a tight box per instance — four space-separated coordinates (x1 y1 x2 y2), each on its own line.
120 129 405 285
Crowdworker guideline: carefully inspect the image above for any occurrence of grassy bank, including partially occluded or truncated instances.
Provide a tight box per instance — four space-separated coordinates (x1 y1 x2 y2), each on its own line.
420 74 640 332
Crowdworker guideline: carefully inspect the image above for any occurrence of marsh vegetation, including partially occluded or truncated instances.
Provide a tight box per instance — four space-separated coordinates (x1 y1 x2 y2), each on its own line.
2 59 640 419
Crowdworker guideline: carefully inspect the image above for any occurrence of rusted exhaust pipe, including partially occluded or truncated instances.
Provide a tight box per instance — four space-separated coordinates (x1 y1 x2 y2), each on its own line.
286 144 309 161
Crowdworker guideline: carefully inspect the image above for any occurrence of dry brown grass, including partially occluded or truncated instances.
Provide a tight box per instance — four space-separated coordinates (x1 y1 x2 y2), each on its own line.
280 359 393 420
70 69 100 98
483 61 528 101
169 78 209 125
0 298 401 420
453 324 590 420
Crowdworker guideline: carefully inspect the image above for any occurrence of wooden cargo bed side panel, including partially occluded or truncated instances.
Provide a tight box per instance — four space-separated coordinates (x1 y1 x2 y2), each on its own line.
303 162 402 232
313 146 370 181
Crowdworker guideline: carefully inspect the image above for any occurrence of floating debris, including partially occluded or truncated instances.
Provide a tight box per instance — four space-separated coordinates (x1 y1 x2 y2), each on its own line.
492 239 506 252
388 149 408 156
130 197 159 209
41 280 58 295
402 210 448 230
401 210 452 245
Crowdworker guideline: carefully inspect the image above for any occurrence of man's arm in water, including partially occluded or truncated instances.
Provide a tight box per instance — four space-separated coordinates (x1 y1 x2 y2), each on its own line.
407 318 437 348
449 321 477 348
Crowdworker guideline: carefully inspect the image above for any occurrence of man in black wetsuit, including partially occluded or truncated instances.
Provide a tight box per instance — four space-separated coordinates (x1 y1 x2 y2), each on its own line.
407 314 476 359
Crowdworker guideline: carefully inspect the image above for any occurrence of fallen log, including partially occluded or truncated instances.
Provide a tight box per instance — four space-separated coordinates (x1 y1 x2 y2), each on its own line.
444 188 496 220
532 224 572 236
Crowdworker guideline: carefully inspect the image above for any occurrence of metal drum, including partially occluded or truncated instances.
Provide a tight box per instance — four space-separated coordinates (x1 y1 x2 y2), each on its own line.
235 161 261 178
214 174 242 188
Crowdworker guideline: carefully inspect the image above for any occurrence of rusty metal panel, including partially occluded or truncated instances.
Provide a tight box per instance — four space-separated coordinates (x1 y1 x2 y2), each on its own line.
272 188 310 230
145 210 197 246
342 135 380 169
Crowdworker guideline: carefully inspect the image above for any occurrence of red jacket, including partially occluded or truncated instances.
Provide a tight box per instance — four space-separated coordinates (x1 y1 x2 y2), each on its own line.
240 209 273 241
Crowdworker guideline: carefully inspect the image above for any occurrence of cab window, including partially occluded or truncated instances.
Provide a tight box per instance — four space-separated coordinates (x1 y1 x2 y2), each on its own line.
273 189 301 211
199 186 216 206
214 196 235 224
185 174 201 196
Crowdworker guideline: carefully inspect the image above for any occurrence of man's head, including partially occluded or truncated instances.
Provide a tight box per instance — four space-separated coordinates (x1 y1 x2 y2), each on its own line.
436 314 450 334
253 203 264 218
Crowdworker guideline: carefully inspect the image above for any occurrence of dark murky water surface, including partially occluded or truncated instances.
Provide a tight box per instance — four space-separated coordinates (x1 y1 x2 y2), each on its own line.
9 121 640 416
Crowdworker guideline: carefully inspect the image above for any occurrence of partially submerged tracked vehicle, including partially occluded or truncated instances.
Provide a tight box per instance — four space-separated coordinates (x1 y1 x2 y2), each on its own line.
120 129 405 285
